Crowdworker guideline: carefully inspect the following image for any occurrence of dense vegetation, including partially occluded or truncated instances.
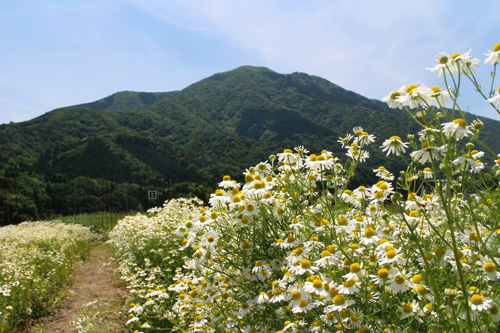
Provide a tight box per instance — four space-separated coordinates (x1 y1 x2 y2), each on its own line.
1 66 500 224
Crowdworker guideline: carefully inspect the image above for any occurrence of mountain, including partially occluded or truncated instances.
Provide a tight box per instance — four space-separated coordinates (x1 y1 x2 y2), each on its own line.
1 66 500 224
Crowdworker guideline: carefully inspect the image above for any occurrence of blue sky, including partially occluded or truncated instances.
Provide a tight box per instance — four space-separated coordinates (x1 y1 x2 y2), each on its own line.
1 0 499 124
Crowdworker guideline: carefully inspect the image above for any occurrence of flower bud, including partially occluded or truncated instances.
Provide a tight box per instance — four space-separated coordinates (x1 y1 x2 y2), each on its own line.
391 192 402 204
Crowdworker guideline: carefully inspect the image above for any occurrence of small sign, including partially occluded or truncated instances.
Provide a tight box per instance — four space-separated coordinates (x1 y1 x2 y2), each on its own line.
148 191 157 200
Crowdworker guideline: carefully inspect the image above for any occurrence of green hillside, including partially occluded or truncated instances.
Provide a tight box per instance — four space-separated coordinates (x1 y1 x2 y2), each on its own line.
1 66 499 224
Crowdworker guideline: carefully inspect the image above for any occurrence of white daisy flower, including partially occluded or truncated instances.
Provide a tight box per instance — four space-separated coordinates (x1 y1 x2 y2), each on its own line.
292 299 316 314
397 300 422 320
201 230 219 249
430 86 451 107
304 278 330 297
382 85 407 109
218 175 239 189
452 49 480 75
380 136 409 156
441 118 472 140
411 141 447 165
423 167 433 179
397 83 433 108
354 131 376 147
209 189 230 209
427 52 453 78
388 271 410 293
484 43 500 66
324 294 355 312
469 294 492 312
452 156 484 173
477 257 500 281
487 84 500 108
277 149 299 164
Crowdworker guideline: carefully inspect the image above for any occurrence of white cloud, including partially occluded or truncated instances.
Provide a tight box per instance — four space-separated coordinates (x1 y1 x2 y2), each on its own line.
1 0 499 123
150 0 498 119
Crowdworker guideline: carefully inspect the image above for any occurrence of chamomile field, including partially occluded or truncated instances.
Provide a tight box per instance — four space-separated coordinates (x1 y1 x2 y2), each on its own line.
0 221 93 332
106 44 500 333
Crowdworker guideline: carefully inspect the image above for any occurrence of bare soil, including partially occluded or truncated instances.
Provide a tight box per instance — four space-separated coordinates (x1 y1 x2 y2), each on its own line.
26 244 128 333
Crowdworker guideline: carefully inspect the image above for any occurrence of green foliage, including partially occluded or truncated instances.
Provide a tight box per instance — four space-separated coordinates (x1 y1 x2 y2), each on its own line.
1 66 500 224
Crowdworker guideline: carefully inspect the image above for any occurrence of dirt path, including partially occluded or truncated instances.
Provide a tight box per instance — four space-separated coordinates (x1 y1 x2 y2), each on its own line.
28 244 128 333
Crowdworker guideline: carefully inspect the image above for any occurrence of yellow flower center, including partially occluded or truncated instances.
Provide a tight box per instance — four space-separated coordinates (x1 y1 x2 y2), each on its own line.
394 274 405 284
298 300 308 307
417 285 427 295
245 174 254 183
484 262 495 273
343 279 356 288
223 175 231 181
378 268 389 279
389 136 402 141
450 53 461 59
494 43 500 52
471 294 483 305
338 217 348 226
469 232 479 241
350 263 361 273
365 227 376 238
301 259 311 269
409 210 418 217
313 279 323 289
321 250 332 258
291 291 301 300
412 274 423 284
431 86 441 93
334 294 346 306
438 56 449 64
402 303 413 313
386 250 397 259
207 235 215 243
453 118 467 127
406 84 418 94
491 305 499 315
316 155 326 161
340 309 349 318
390 91 401 100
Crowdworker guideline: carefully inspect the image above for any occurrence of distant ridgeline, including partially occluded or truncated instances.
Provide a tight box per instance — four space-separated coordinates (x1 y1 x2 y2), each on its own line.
1 66 500 224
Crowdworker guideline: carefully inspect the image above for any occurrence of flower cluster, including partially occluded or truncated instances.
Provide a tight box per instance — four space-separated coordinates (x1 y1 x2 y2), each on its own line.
108 43 500 333
0 221 93 332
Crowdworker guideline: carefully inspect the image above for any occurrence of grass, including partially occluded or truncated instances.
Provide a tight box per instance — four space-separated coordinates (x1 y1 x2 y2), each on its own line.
55 211 132 233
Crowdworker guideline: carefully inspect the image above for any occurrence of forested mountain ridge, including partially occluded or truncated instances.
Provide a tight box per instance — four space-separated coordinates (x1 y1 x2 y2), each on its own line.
1 66 500 224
